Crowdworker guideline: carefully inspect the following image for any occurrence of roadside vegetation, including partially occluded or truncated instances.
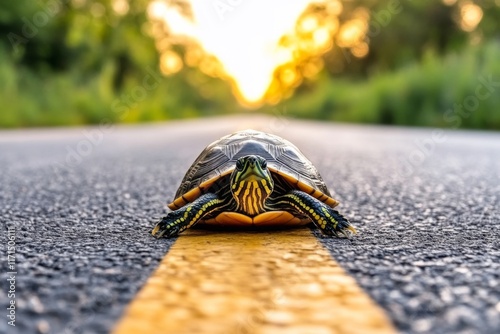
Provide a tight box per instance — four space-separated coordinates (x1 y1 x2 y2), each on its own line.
1 1 499 129
282 42 500 130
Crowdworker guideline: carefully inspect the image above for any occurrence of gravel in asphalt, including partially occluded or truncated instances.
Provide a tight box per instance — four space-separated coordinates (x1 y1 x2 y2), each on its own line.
1 115 499 334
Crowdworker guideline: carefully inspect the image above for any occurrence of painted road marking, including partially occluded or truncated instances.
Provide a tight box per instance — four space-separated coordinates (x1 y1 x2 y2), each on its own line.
113 229 396 334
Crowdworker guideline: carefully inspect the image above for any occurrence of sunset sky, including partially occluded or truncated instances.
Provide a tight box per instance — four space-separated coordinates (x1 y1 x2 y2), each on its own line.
148 0 327 105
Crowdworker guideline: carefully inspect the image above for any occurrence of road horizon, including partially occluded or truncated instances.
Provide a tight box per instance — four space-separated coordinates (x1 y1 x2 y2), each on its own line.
1 116 499 333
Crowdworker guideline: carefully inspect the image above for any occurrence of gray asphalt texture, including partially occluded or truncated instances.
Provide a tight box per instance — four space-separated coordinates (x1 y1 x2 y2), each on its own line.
1 115 499 334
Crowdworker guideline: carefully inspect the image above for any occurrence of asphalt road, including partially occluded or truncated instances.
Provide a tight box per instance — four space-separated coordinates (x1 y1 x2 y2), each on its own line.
1 115 499 334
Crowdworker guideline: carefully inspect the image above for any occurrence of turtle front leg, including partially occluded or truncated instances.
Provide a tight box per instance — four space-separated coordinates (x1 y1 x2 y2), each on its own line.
152 193 226 238
267 190 356 237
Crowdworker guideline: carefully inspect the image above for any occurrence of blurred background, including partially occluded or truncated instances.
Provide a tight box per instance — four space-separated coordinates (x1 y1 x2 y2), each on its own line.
1 0 499 129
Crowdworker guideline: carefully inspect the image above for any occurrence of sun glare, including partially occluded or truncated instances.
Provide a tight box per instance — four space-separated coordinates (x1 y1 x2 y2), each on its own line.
147 0 366 107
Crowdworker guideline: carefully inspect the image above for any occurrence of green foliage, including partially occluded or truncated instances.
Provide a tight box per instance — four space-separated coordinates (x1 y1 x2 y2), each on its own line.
279 41 500 130
0 43 236 127
0 0 238 128
0 0 499 129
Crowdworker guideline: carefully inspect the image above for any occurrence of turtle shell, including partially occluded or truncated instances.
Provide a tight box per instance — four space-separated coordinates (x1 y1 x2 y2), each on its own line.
168 130 339 210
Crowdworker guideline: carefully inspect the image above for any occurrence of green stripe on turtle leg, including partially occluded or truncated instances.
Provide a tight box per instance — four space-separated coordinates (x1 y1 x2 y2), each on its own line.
152 193 226 238
267 190 356 237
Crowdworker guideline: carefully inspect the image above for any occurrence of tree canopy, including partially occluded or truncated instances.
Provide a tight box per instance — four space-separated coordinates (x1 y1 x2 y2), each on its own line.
1 0 499 128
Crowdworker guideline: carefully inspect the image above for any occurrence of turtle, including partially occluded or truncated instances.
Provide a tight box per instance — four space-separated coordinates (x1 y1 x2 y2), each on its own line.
152 129 356 238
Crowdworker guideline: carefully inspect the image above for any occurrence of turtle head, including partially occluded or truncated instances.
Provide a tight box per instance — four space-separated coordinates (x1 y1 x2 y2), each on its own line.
230 155 274 215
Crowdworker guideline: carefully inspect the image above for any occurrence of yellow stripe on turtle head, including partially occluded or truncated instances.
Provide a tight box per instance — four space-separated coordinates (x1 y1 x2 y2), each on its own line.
230 155 273 216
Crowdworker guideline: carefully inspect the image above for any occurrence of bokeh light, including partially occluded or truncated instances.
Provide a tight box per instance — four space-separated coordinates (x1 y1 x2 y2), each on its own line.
146 0 370 107
459 1 483 32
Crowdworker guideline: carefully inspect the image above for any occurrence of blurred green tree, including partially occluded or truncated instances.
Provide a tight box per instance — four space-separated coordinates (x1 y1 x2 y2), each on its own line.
0 0 499 128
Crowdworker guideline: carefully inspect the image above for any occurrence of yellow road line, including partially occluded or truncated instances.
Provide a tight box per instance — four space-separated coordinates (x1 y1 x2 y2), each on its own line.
113 229 396 334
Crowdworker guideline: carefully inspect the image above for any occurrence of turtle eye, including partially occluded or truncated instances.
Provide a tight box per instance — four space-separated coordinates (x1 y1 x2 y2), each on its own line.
261 160 267 169
236 159 244 170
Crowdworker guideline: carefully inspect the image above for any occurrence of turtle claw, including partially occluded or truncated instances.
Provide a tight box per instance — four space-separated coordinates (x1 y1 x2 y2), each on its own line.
323 225 354 239
340 225 357 239
321 207 356 238
151 222 162 237
151 217 182 238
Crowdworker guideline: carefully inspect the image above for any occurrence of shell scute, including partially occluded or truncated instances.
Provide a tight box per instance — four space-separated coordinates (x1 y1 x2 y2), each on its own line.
169 130 338 209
